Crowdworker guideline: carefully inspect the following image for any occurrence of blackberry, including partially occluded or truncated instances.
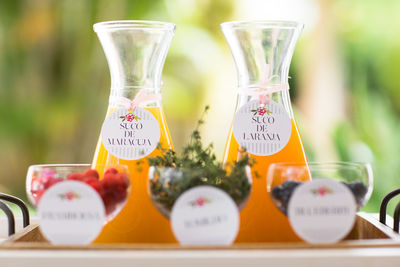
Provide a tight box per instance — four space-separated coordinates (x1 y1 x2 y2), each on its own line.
271 180 301 215
342 181 368 207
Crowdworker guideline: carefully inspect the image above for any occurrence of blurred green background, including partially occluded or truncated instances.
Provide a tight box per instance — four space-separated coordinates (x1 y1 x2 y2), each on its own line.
0 0 399 215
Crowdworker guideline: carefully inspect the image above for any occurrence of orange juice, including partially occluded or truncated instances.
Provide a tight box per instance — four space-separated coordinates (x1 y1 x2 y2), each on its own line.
221 20 307 242
92 106 176 243
93 20 176 243
223 119 308 242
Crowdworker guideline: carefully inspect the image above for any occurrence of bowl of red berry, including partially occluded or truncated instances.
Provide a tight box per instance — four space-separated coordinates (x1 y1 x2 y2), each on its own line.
267 162 373 215
26 164 130 221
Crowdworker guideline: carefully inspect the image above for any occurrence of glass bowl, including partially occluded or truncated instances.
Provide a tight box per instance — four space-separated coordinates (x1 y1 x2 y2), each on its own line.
148 166 252 218
26 164 131 221
267 162 373 215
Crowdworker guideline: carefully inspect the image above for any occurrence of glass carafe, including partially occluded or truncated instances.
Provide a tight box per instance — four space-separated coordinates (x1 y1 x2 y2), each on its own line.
92 21 176 243
221 20 309 242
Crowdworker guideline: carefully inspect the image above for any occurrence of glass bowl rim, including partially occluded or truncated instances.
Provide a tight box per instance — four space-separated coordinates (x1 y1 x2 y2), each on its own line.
28 163 91 169
220 20 304 30
93 20 176 32
269 161 372 169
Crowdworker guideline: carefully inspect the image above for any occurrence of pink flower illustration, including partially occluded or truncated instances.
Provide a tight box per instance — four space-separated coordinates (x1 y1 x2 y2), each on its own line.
189 196 211 207
59 191 80 201
120 111 141 122
311 186 333 196
257 107 267 116
196 197 206 206
251 106 272 116
125 113 135 122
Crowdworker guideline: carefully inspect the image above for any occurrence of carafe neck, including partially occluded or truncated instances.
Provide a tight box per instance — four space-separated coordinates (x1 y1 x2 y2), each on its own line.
221 21 303 116
94 21 175 107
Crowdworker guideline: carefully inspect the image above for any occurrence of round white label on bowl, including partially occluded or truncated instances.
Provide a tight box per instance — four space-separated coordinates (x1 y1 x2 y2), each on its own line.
170 186 240 245
287 179 357 244
101 107 160 160
233 100 292 156
38 181 105 245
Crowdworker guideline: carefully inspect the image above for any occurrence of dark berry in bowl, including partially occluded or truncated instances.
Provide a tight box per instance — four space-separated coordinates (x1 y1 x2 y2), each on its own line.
270 180 368 215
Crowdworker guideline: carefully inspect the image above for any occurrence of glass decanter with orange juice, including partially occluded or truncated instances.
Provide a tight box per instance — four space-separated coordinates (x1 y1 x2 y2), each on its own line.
92 21 176 243
221 20 309 242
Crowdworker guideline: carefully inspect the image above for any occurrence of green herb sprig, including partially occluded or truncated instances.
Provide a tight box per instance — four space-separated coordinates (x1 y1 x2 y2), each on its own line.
148 106 253 214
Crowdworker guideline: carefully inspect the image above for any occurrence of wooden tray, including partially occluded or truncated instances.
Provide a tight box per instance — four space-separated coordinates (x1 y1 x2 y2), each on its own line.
1 212 399 250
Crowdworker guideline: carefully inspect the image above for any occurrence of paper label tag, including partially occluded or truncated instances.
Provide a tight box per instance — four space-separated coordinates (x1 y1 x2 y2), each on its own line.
233 100 292 156
101 107 160 160
288 179 357 244
170 186 240 245
38 181 105 245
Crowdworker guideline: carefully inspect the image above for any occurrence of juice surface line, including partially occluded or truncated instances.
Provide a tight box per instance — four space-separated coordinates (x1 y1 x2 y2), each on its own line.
221 20 309 242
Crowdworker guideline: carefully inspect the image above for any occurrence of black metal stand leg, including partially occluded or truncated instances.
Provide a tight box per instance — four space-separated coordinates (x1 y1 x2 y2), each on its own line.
0 193 30 227
379 188 400 225
394 201 400 233
0 200 15 236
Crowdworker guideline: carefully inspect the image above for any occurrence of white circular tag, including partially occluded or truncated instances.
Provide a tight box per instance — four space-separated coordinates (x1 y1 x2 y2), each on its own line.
101 107 160 160
287 179 357 244
38 181 106 245
170 186 240 245
233 100 292 156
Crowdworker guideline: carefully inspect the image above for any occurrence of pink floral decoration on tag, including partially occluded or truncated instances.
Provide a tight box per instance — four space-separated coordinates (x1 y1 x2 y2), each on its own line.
311 186 333 197
120 110 141 122
59 191 81 201
189 196 211 207
251 105 272 116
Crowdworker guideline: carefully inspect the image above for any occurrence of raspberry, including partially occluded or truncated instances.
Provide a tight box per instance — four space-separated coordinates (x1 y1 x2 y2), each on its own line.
42 176 61 189
67 173 84 181
101 190 118 214
100 173 118 188
46 178 63 189
115 173 130 188
98 169 129 215
104 202 116 214
82 169 99 179
40 168 57 178
34 190 45 203
84 177 102 194
40 175 55 186
104 168 118 175
31 177 45 193
111 185 127 202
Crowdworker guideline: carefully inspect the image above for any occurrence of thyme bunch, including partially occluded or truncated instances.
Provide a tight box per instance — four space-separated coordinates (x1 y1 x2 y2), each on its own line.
148 106 253 213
